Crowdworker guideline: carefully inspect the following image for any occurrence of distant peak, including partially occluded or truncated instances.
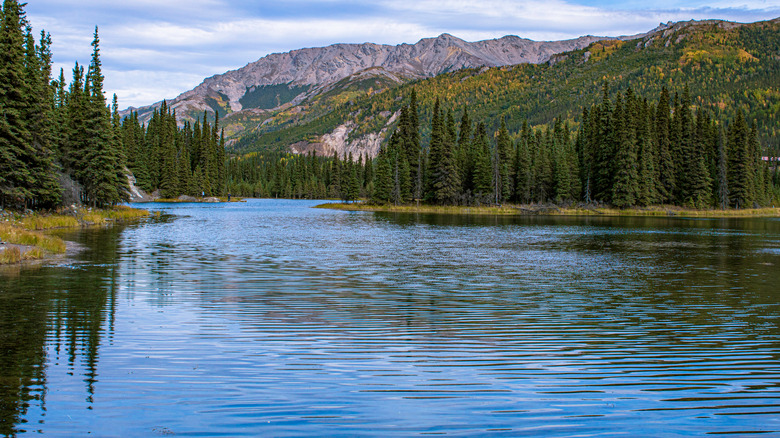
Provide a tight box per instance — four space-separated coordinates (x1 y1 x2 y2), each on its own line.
435 33 462 42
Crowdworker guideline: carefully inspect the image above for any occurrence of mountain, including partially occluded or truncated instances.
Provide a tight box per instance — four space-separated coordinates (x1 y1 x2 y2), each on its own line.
121 33 619 128
230 17 780 159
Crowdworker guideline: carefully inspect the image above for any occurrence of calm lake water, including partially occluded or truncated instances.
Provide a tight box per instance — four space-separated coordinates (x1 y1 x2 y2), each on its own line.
2 199 780 436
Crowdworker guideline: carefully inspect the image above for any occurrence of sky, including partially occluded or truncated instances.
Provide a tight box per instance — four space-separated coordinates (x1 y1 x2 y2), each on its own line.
24 0 780 109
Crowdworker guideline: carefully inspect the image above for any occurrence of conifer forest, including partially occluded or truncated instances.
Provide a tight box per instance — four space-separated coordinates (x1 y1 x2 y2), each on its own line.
224 88 779 210
0 0 128 209
1 0 779 211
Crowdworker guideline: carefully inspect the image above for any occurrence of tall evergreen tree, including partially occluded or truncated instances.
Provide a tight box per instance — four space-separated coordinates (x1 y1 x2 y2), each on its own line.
611 93 638 207
594 83 615 202
0 0 34 207
716 127 729 210
457 107 472 194
685 109 713 208
727 111 751 208
515 120 532 203
655 87 674 203
23 27 60 207
427 101 460 205
635 101 657 206
372 149 392 204
496 119 513 203
75 27 128 206
472 122 493 202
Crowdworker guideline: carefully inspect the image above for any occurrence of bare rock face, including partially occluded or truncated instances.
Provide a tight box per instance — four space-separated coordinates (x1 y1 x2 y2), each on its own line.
127 172 155 202
123 33 609 124
290 111 400 160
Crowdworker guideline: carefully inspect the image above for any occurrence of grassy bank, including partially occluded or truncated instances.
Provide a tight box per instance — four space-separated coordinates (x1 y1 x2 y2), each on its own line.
151 196 244 203
316 202 780 218
0 205 151 264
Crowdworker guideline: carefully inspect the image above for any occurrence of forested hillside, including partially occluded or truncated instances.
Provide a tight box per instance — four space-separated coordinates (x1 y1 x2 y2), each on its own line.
224 85 780 209
233 18 780 157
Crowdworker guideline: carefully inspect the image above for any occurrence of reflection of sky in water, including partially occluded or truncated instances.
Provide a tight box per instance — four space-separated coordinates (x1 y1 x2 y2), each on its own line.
6 199 780 437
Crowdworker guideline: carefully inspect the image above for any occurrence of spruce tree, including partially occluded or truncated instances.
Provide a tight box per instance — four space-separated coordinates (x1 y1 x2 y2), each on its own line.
611 93 638 208
728 111 751 208
345 153 360 202
426 99 460 204
457 107 472 194
552 133 571 204
75 27 127 206
23 27 61 207
576 108 594 203
329 150 341 199
655 87 674 203
685 109 713 208
636 102 657 206
594 84 615 203
472 123 493 203
534 129 553 202
0 0 34 207
372 150 392 204
748 124 763 206
63 62 87 177
514 121 531 203
675 87 695 203
496 119 513 202
716 127 729 210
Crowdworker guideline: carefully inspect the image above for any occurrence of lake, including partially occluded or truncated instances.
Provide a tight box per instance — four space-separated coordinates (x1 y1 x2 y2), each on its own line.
1 199 779 436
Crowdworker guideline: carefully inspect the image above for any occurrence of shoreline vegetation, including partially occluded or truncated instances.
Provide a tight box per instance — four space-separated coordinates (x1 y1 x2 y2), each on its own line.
149 196 244 203
316 202 780 218
0 205 151 265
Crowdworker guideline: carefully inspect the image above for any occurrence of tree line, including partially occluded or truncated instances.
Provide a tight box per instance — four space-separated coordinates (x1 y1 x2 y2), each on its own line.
372 85 777 208
226 150 373 201
3 0 777 211
223 86 778 209
121 103 227 199
0 0 128 209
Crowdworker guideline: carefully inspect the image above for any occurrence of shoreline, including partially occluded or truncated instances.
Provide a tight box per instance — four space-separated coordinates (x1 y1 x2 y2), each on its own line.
315 202 780 218
141 196 245 203
0 205 152 265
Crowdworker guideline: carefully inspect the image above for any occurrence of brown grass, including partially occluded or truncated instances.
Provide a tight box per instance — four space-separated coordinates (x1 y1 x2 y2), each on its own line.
21 247 45 261
17 214 79 230
0 205 149 264
316 202 780 218
0 246 22 264
73 206 151 225
103 205 152 220
0 223 67 254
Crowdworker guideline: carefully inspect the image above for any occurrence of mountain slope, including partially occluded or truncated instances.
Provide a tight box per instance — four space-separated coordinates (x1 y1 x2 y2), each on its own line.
231 18 780 159
122 33 615 126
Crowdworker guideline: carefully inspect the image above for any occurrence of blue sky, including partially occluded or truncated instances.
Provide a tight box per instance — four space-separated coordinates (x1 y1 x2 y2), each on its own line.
24 0 780 109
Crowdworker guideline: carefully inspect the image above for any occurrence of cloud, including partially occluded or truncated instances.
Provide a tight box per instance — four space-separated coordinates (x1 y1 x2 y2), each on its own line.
24 0 780 108
105 70 209 109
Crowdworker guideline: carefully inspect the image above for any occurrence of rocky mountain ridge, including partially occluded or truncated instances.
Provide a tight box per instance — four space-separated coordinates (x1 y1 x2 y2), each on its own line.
123 32 618 125
232 17 779 161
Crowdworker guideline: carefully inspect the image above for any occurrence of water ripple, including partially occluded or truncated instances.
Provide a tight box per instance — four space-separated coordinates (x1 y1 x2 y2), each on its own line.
3 200 780 436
